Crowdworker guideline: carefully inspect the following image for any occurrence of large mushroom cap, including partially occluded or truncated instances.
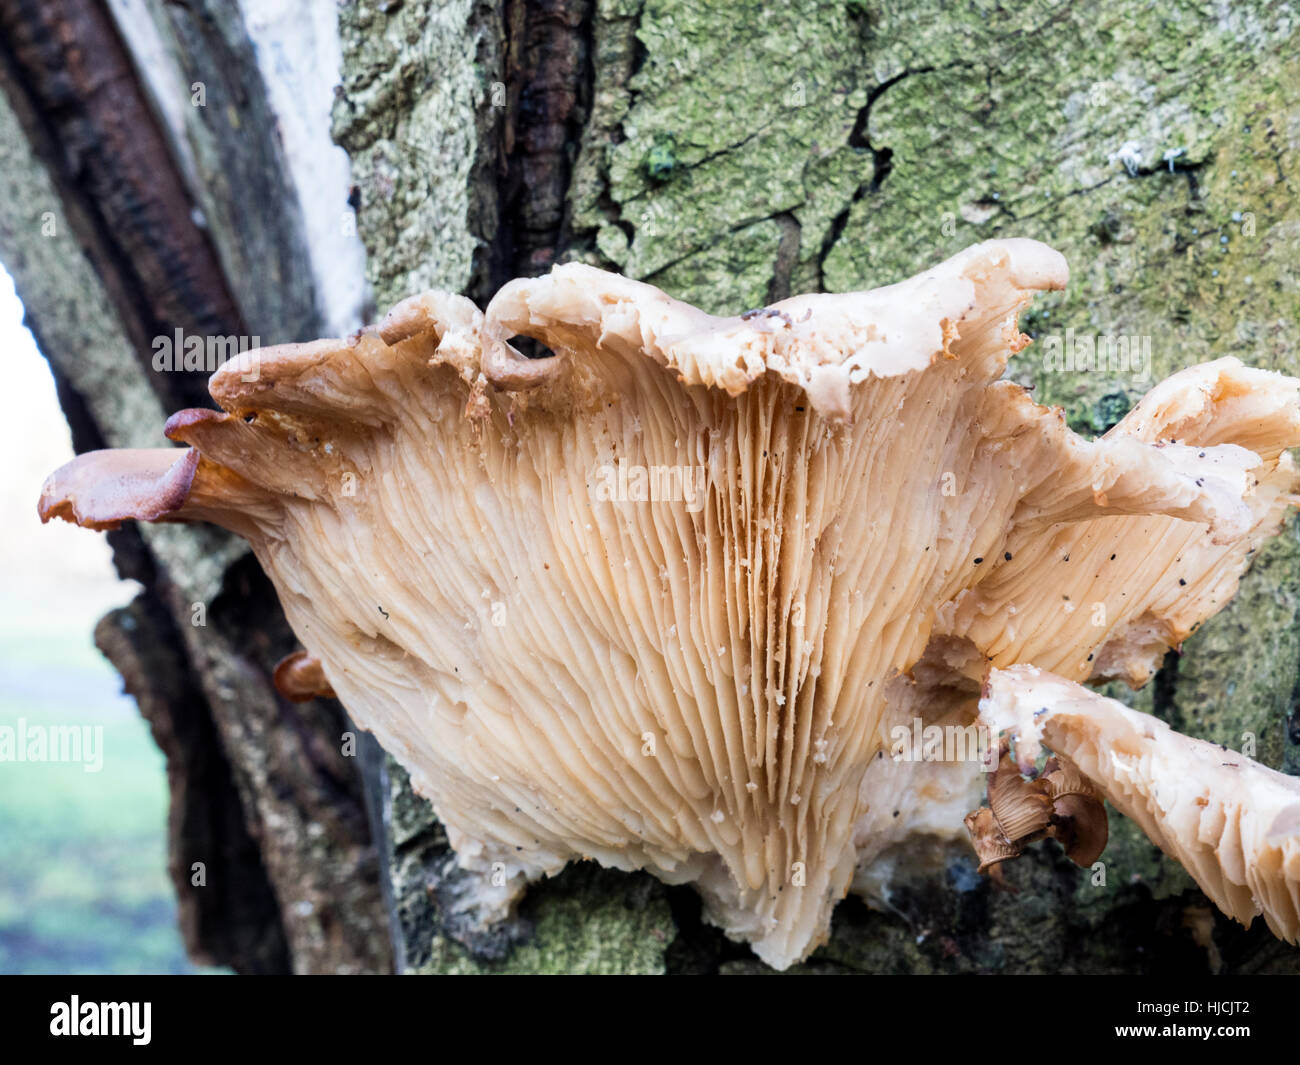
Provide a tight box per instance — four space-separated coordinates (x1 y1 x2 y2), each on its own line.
39 239 1300 968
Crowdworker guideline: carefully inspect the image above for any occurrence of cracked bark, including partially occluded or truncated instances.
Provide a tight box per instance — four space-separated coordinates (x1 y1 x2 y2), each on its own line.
476 0 595 294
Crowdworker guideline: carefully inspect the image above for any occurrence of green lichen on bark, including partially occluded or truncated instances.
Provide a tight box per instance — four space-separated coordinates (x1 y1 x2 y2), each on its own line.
1161 529 1300 768
569 0 880 311
339 0 1300 972
415 867 674 975
333 0 501 308
387 761 673 975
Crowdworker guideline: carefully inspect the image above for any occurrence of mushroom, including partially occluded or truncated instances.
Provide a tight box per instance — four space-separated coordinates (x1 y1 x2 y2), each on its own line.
1041 756 1109 866
980 665 1300 942
273 650 337 703
37 239 1300 968
963 739 1107 873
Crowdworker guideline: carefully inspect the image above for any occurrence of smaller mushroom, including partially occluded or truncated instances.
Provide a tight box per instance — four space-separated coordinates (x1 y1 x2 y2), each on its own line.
988 738 1054 840
273 651 336 703
963 805 1025 873
1041 756 1108 866
965 737 1109 873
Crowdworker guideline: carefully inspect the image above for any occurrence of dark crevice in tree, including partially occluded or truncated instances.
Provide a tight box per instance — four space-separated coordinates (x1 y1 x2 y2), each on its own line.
553 0 600 260
355 736 402 970
816 67 934 288
474 0 596 303
624 3 648 97
551 0 645 271
848 68 932 190
870 144 895 192
1127 156 1207 186
463 0 510 309
765 212 802 304
966 193 1018 224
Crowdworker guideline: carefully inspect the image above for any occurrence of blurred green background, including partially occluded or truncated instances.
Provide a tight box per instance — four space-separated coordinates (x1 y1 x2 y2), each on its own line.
0 264 200 974
0 620 196 974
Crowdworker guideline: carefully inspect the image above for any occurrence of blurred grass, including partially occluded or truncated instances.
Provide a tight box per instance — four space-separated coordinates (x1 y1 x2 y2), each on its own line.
1 272 209 973
0 609 203 974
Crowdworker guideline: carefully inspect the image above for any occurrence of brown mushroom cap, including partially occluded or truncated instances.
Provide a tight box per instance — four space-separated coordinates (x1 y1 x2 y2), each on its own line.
963 743 1109 872
964 806 1025 873
1048 790 1110 867
273 650 337 703
38 448 199 531
37 240 1300 967
1040 754 1109 865
987 744 1054 842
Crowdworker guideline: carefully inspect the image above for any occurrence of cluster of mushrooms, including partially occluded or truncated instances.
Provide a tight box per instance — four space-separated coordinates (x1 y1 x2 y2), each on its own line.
41 239 1300 969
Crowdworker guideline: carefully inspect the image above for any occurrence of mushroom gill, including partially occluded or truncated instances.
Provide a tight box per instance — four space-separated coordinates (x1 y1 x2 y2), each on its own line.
37 239 1300 968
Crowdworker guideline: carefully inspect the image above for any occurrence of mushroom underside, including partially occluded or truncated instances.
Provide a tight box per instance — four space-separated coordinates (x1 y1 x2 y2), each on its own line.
37 239 1300 968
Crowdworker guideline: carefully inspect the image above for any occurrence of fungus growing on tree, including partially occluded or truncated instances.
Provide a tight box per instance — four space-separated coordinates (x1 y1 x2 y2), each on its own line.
978 665 1300 942
38 239 1300 968
273 651 337 703
964 739 1108 875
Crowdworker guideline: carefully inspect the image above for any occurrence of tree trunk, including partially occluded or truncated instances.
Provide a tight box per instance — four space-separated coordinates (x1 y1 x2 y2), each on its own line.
0 0 387 974
3 0 1299 973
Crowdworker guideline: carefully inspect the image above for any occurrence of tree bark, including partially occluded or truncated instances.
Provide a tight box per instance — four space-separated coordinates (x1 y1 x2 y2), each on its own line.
0 0 387 974
3 0 1299 974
